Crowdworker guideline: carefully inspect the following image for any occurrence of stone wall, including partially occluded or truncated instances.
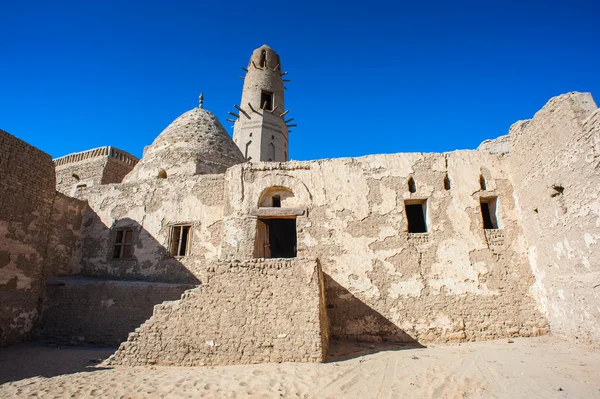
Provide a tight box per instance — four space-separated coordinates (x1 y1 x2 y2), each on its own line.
509 92 600 344
107 258 328 366
221 152 547 343
75 175 226 283
39 277 193 346
0 129 56 347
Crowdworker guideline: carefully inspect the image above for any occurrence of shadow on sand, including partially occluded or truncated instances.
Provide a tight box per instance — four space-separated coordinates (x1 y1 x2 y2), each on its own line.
323 274 425 362
0 342 114 384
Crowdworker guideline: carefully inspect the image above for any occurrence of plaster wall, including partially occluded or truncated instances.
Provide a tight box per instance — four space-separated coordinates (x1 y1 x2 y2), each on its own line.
222 152 547 343
106 258 328 366
509 92 600 344
75 174 226 283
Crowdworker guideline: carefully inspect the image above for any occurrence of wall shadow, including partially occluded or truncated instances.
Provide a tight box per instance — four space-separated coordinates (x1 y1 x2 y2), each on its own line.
324 274 424 362
37 214 198 348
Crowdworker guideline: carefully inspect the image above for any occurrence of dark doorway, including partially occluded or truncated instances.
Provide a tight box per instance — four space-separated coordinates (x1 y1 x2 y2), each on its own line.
480 199 498 229
254 218 297 258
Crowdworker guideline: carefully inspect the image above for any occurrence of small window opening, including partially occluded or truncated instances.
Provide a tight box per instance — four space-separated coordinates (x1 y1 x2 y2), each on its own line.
261 91 273 110
76 183 87 189
271 135 275 140
170 225 191 257
260 50 266 67
480 198 498 229
405 200 427 233
158 169 167 179
113 229 134 259
479 174 487 190
272 195 281 207
408 176 417 193
444 175 451 190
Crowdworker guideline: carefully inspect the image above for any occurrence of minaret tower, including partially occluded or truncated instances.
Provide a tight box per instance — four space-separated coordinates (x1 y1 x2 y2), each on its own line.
231 45 293 162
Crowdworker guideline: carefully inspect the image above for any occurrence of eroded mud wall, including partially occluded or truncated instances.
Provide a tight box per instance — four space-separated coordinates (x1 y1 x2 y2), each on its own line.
222 152 547 343
509 92 600 344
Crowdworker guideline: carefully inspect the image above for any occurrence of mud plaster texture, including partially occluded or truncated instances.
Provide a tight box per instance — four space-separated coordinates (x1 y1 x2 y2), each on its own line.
39 277 193 346
106 258 328 366
54 146 138 197
221 150 547 343
0 130 85 347
75 174 226 283
509 92 600 345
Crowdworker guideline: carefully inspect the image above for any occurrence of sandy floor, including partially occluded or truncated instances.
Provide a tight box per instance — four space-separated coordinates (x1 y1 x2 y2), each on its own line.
0 336 599 398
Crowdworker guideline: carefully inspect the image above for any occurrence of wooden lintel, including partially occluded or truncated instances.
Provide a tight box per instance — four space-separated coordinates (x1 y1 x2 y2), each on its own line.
250 207 307 218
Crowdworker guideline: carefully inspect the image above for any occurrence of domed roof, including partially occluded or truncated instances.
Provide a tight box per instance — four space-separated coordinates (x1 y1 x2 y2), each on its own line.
124 107 245 182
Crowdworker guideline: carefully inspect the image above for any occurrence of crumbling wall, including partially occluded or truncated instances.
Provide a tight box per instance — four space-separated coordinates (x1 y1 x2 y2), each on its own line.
106 258 328 366
76 175 226 283
222 152 547 343
0 129 55 346
39 277 193 346
509 92 600 344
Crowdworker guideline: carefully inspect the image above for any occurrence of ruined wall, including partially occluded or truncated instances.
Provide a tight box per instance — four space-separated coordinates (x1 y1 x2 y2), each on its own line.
222 153 547 343
75 174 226 283
0 130 55 346
54 147 138 196
107 258 328 366
39 277 193 346
509 92 600 344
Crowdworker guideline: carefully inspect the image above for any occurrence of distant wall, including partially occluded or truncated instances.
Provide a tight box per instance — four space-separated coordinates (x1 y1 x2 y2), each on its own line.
107 258 328 366
0 129 55 347
509 92 600 344
75 175 226 283
54 147 138 196
39 277 193 346
222 153 547 343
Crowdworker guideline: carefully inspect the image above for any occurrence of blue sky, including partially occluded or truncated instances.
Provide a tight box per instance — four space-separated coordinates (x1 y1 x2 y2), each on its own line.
1 0 598 161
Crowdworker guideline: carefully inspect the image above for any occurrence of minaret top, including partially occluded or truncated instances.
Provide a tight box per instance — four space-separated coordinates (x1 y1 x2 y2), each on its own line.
248 44 281 71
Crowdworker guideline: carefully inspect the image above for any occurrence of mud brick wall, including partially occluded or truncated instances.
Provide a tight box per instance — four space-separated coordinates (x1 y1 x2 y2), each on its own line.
39 277 193 346
107 258 328 366
0 129 56 347
509 92 600 344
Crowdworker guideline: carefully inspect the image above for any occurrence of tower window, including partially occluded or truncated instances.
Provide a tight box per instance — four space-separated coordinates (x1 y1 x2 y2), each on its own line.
480 198 498 229
444 175 451 190
405 200 427 233
170 225 191 257
261 91 273 110
113 229 134 259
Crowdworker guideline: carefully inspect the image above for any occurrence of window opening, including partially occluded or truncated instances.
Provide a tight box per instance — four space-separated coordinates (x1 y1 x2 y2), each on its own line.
113 229 134 259
479 175 487 190
444 175 451 190
272 195 281 207
170 225 191 256
408 176 417 193
480 198 498 229
158 169 167 179
261 91 273 110
405 201 427 233
254 218 297 258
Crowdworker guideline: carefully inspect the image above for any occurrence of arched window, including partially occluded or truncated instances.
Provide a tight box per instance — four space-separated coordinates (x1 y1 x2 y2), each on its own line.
408 176 417 193
158 169 167 179
444 175 451 190
479 174 487 190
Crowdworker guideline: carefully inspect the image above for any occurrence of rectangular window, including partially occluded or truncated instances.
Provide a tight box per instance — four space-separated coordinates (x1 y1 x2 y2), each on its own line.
170 225 191 257
261 91 274 110
113 229 134 259
405 200 428 233
481 198 499 229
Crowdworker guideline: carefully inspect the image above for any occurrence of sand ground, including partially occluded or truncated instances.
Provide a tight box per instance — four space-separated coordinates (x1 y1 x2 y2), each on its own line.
0 336 599 398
